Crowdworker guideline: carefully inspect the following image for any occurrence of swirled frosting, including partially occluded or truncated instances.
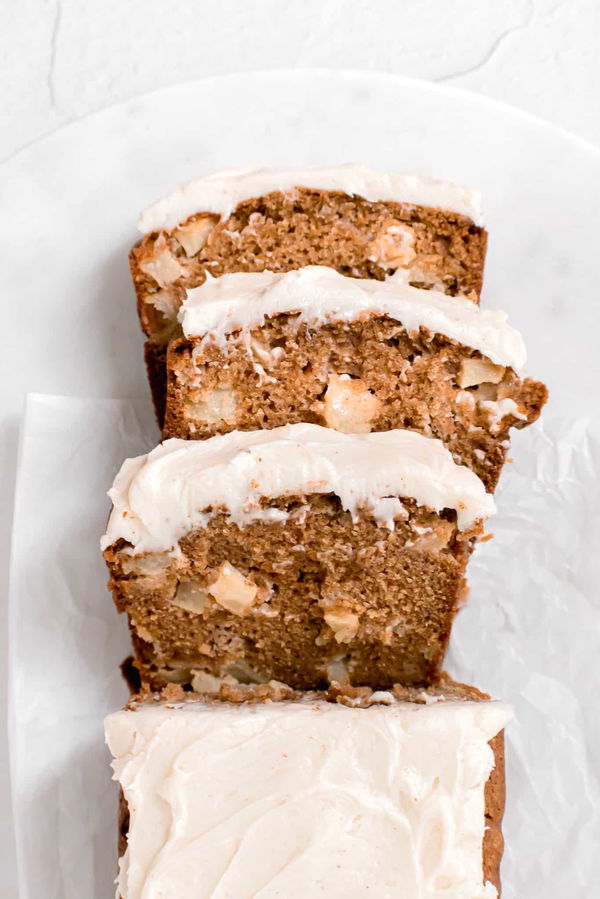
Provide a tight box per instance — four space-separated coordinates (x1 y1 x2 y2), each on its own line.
105 697 512 899
101 424 495 554
138 164 483 233
180 266 526 371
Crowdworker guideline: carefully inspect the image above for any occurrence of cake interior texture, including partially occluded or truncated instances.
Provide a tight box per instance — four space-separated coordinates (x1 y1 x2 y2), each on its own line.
165 314 546 491
130 188 487 423
106 494 479 690
102 424 493 691
106 677 510 899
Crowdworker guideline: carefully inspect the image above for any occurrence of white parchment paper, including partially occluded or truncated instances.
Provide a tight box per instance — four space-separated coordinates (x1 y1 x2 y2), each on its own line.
9 394 600 898
9 396 159 899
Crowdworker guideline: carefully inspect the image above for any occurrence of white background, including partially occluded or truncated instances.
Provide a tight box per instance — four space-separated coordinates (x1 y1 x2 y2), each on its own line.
3 2 600 896
3 0 600 165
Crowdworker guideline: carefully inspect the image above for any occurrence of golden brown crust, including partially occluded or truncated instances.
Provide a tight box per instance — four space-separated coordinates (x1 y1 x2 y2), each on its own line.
483 731 506 893
124 671 491 707
130 188 487 422
144 340 168 430
118 789 129 861
163 317 547 492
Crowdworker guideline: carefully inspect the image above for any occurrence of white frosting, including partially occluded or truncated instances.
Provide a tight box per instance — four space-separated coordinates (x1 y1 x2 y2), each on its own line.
480 398 528 433
138 164 483 233
101 424 495 554
180 266 526 371
106 698 512 899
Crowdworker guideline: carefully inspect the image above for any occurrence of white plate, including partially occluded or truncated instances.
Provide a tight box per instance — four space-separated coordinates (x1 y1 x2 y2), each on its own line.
4 70 600 897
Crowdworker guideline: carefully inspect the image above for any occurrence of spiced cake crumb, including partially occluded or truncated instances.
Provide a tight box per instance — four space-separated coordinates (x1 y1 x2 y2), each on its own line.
163 266 547 491
102 424 494 690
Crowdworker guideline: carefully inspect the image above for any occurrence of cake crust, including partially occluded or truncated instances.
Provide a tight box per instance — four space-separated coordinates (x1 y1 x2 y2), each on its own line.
484 731 506 894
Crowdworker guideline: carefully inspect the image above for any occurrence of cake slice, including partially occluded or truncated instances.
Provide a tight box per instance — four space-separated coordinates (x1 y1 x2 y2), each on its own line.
164 266 547 491
130 165 488 423
101 424 495 690
105 677 511 898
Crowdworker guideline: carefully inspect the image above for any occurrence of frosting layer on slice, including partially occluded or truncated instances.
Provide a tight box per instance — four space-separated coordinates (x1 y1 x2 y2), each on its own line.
139 164 483 233
106 697 511 899
180 265 525 370
101 423 495 554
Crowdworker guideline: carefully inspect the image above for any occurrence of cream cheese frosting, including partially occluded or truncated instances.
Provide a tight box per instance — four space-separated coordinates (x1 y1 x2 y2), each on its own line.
105 697 512 899
101 424 495 554
180 266 526 371
138 164 483 233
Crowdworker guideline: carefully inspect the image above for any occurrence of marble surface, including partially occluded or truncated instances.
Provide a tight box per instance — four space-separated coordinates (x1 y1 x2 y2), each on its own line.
3 0 600 166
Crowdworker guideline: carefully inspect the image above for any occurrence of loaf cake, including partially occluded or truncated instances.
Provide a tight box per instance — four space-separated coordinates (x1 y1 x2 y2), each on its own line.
102 164 530 893
101 423 495 690
130 165 488 423
105 676 511 898
163 266 547 490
